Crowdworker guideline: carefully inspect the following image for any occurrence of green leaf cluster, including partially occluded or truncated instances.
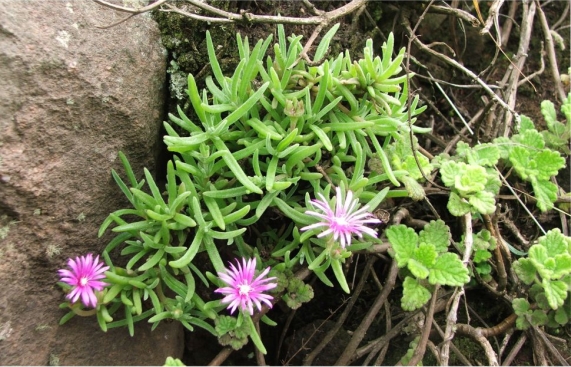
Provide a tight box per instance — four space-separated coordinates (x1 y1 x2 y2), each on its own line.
493 112 566 212
461 229 496 282
387 220 469 311
538 93 571 155
61 22 430 353
512 229 571 329
438 142 501 216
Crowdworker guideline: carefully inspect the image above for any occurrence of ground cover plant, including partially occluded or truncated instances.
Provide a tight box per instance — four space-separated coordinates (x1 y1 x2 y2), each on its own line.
59 1 570 365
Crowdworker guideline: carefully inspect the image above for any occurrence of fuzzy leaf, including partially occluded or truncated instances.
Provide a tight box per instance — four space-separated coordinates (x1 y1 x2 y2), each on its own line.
386 225 418 267
440 161 464 188
531 178 558 212
553 254 571 279
429 253 470 286
531 310 548 326
516 316 531 330
543 279 568 310
513 258 537 285
512 298 530 315
539 228 571 257
447 191 471 217
419 219 450 254
455 165 487 194
402 276 431 311
470 143 501 166
529 244 549 266
468 190 496 215
473 249 492 263
554 307 569 325
534 150 565 180
541 100 558 130
518 115 535 133
400 175 426 201
408 258 430 279
516 129 545 149
493 136 512 160
510 147 535 180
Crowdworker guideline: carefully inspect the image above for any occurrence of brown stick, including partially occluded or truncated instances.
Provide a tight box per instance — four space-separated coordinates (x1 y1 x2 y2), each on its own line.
301 257 376 365
334 259 399 365
535 0 567 102
401 285 440 366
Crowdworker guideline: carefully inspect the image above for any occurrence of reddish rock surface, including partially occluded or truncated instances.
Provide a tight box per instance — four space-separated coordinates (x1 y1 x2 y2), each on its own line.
0 1 183 364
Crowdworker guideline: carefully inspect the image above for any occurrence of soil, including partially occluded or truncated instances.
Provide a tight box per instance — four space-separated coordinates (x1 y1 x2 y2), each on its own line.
152 1 571 365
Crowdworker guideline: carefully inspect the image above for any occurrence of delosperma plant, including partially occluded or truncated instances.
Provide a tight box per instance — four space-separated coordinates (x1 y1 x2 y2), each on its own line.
54 20 571 360
56 23 433 352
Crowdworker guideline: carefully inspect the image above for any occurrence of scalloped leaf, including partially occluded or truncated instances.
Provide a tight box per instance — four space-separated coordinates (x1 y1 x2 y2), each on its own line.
428 253 470 286
402 276 431 311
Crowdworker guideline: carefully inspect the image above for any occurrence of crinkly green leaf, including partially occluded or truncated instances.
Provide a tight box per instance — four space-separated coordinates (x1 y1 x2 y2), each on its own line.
402 276 432 311
468 190 496 215
386 225 418 267
470 143 501 166
408 243 437 279
552 254 571 279
534 150 565 180
400 175 426 201
455 165 487 194
562 93 571 123
518 115 535 133
440 161 465 188
510 146 535 180
529 244 549 266
429 253 470 286
531 178 558 212
408 259 430 279
541 100 558 130
448 191 471 217
473 229 496 251
543 279 568 310
483 168 502 195
513 258 537 285
215 315 238 336
542 228 571 257
401 155 433 181
419 220 450 254
473 249 492 263
493 136 512 160
531 310 548 326
512 298 530 315
554 307 569 325
514 129 545 149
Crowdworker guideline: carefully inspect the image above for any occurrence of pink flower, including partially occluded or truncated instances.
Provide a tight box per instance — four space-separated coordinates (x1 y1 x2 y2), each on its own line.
58 254 109 308
214 258 277 315
301 187 381 248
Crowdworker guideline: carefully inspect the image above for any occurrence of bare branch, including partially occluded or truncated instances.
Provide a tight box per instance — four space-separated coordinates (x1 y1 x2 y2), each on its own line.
535 0 567 102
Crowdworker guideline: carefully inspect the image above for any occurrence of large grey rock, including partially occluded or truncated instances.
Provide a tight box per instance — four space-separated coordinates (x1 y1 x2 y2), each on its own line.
0 1 183 364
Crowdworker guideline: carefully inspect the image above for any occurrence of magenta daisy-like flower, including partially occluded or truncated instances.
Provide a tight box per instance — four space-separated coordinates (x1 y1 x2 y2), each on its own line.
214 258 277 315
58 253 109 308
301 187 381 248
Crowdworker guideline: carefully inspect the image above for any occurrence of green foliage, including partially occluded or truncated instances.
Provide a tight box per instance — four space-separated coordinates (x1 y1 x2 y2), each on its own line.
387 220 469 311
437 142 501 216
539 93 571 155
512 229 571 329
215 315 251 350
164 357 185 366
58 23 430 355
460 229 496 282
493 112 567 212
282 277 314 310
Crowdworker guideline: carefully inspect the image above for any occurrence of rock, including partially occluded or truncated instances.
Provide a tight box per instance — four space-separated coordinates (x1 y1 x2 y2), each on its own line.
0 1 181 364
